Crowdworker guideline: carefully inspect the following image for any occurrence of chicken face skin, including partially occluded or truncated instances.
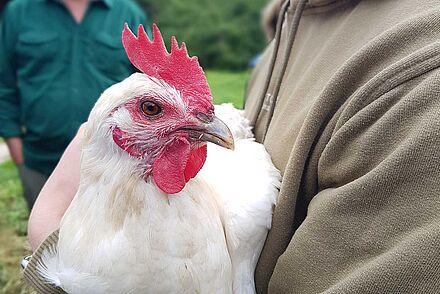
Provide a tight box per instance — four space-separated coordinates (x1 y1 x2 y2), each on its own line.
108 76 233 194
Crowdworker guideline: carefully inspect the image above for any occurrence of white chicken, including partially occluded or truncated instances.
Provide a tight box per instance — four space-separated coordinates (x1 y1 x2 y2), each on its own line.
32 24 280 294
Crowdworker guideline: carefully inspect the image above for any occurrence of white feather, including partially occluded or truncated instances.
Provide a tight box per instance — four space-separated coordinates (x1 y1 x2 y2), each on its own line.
213 103 253 140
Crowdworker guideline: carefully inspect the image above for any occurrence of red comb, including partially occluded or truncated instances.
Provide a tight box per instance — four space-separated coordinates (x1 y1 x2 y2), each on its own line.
122 24 213 110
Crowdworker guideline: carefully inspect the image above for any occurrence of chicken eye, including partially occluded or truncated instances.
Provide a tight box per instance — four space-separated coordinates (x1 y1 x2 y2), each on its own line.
141 101 162 116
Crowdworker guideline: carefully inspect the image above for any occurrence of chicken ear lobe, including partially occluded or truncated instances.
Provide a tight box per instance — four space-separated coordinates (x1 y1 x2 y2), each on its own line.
152 139 190 194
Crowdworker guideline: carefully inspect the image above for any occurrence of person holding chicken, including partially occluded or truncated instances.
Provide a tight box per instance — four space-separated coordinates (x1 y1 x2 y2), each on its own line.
0 0 147 209
26 0 440 293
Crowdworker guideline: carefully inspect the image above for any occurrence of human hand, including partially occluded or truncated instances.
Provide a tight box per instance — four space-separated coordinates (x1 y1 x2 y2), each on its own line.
5 137 23 165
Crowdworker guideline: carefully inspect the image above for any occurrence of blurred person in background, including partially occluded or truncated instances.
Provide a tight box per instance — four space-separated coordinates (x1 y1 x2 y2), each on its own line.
0 0 147 210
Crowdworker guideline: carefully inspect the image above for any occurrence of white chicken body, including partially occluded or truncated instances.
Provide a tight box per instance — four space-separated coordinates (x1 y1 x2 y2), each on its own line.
42 162 233 294
37 75 280 293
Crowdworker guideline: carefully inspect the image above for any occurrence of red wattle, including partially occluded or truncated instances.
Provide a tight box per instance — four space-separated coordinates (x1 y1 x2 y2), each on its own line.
152 140 207 194
153 139 190 194
184 145 207 182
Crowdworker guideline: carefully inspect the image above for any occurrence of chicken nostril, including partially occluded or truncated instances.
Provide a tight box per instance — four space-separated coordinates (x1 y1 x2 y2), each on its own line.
195 112 213 124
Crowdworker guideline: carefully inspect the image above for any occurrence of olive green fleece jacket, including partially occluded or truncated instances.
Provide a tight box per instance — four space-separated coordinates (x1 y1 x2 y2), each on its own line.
245 0 440 293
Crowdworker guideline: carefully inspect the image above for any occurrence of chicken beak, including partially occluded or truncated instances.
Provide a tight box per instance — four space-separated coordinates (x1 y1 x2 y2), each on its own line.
188 115 235 150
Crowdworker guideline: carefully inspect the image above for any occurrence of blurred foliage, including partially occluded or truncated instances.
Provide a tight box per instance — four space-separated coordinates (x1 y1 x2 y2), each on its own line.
0 161 27 236
137 0 267 70
0 160 30 294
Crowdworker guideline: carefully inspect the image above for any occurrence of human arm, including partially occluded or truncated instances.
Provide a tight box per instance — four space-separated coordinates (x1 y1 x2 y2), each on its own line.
27 125 84 251
5 137 23 164
0 4 23 161
268 66 440 293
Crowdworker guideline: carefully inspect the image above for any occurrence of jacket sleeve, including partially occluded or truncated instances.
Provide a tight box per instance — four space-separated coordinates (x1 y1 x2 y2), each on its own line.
0 4 21 138
271 68 440 293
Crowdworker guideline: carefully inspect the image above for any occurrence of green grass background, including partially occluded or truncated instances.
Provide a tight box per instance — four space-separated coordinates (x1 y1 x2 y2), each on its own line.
0 70 249 293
